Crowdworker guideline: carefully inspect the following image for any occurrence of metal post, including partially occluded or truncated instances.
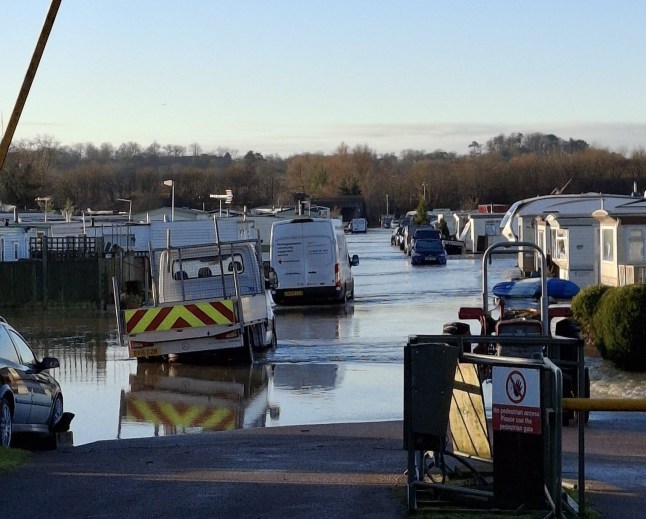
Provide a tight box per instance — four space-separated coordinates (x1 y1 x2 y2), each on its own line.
578 340 586 514
163 180 175 221
117 198 131 222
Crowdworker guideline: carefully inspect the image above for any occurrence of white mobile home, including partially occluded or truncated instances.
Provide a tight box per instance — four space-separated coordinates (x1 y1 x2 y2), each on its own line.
500 192 646 276
458 213 505 253
592 204 646 287
534 213 599 288
0 226 38 261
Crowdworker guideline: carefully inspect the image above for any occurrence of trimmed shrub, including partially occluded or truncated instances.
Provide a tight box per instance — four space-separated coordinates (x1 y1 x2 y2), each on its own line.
571 284 610 332
592 285 646 371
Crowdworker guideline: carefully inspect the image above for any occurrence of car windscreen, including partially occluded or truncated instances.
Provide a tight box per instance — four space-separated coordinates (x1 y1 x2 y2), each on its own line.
414 229 440 239
415 239 444 250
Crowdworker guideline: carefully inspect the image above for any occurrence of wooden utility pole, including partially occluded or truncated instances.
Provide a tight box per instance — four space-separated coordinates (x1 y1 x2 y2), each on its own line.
0 0 62 172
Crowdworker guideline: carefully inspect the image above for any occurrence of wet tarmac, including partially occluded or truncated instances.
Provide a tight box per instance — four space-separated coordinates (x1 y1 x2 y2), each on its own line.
0 417 644 518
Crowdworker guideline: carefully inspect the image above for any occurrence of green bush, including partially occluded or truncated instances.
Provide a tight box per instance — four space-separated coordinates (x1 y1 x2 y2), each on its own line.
592 285 646 371
571 284 610 331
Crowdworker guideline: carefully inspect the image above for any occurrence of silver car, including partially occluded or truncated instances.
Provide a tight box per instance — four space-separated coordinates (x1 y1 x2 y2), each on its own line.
0 317 63 448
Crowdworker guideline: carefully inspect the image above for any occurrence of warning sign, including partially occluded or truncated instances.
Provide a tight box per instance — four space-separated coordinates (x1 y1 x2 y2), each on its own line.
492 367 541 435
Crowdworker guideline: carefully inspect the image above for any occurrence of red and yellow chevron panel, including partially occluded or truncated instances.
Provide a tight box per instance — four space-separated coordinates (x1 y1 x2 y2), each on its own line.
124 300 236 334
125 399 237 431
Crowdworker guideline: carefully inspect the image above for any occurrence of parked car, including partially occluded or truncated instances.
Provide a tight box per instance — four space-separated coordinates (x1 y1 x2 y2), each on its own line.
0 317 64 448
410 238 447 265
408 226 441 256
392 218 410 249
391 226 405 247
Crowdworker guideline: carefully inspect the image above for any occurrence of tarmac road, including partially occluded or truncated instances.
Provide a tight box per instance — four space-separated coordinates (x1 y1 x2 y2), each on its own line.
0 422 407 519
1 416 645 518
562 411 646 518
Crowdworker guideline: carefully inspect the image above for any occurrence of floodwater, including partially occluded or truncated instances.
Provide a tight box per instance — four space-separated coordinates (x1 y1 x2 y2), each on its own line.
4 229 646 446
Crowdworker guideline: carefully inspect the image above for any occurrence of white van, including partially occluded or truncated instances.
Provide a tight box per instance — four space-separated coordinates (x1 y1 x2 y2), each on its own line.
270 218 359 305
350 218 367 233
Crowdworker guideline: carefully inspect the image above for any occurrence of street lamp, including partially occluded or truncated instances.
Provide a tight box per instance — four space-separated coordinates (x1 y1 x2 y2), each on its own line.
386 194 389 215
117 198 132 222
35 196 51 222
422 182 426 202
163 180 175 221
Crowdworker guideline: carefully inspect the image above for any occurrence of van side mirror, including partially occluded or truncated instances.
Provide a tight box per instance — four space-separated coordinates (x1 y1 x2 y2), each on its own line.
265 269 278 289
350 254 359 267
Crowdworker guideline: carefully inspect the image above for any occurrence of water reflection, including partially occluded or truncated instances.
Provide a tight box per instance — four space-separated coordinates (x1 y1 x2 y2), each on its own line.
119 363 275 438
274 304 355 341
272 362 343 390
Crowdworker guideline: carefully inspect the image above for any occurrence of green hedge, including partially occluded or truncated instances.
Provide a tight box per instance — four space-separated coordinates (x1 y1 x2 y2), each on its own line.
571 284 610 329
573 284 646 371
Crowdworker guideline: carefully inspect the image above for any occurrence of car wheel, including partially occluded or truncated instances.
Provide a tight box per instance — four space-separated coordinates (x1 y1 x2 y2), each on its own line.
49 395 64 433
0 397 12 448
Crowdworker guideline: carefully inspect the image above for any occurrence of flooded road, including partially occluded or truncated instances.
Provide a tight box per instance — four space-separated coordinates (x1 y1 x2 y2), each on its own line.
4 229 645 445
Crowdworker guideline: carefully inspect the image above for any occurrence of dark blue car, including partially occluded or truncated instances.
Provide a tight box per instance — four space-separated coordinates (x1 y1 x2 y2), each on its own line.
410 238 447 265
0 318 64 448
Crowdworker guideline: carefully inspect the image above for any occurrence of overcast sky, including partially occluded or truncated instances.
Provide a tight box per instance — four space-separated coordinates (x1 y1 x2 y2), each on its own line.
2 0 646 157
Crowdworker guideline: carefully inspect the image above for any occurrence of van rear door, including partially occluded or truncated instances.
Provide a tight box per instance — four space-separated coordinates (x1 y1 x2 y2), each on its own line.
273 237 306 290
303 235 334 287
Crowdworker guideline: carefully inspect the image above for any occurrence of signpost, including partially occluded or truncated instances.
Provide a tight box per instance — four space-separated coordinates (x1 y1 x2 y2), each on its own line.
210 189 233 216
492 365 544 508
492 366 541 434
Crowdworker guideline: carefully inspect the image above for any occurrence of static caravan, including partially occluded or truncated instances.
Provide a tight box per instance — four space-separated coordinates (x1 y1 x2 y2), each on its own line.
0 227 37 261
592 205 646 287
501 193 645 277
534 213 599 289
458 213 506 253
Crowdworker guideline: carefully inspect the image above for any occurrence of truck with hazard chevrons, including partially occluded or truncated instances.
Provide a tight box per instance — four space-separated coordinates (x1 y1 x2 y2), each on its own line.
114 220 277 363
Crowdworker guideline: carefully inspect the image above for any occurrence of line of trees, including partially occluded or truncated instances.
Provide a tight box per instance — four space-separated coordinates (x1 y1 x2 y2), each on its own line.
2 132 646 223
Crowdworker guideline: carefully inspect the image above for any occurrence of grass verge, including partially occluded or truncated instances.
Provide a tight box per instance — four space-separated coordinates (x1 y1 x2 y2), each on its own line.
0 448 31 473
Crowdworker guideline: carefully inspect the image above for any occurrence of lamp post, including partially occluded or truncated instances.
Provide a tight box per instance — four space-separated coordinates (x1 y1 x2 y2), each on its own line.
35 196 51 222
422 182 426 202
386 194 389 215
117 198 132 222
163 180 174 221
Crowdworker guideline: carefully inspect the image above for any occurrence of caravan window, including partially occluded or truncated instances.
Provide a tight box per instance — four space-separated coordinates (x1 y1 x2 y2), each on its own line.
628 228 644 262
485 221 500 236
554 229 567 260
172 254 244 280
602 228 614 261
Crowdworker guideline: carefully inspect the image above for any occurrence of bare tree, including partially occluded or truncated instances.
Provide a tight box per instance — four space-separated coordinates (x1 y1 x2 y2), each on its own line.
189 142 202 156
